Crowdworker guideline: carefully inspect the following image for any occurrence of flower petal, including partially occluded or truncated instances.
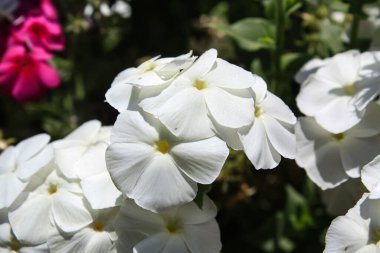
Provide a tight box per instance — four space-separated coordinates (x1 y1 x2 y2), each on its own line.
16 133 50 163
182 49 217 80
36 62 60 88
261 91 296 124
0 173 26 209
48 229 92 253
105 82 133 112
0 147 16 174
133 233 169 253
171 137 229 184
348 102 380 138
182 220 221 253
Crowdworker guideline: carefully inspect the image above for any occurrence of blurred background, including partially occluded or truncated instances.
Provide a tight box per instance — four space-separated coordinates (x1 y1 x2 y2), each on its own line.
1 0 377 252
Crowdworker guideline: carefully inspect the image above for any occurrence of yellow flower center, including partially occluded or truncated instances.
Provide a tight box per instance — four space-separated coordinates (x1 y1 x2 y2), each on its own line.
141 62 156 73
372 229 380 244
343 84 357 96
194 80 207 90
93 220 104 232
47 184 58 195
156 140 170 154
8 238 21 251
165 218 181 234
254 104 262 118
332 133 345 141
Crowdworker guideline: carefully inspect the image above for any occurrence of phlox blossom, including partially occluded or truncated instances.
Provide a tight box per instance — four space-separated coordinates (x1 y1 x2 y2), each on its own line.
0 45 60 102
362 155 380 199
106 111 229 212
0 133 52 209
115 197 221 253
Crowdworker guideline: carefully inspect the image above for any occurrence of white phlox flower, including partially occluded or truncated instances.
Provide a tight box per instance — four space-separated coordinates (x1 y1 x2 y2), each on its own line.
115 197 221 253
0 134 53 209
294 58 329 84
296 50 380 133
362 155 380 199
0 209 48 253
9 163 93 245
139 48 255 140
105 110 229 212
48 207 119 253
238 76 297 169
54 120 121 209
105 52 195 112
324 193 380 253
296 102 380 190
321 179 366 216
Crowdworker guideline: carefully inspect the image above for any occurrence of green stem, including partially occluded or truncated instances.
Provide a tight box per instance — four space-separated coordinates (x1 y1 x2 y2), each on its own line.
350 12 360 49
273 0 285 93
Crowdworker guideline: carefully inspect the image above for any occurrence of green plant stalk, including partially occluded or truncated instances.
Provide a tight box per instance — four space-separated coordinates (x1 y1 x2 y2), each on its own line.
273 0 285 93
349 12 360 49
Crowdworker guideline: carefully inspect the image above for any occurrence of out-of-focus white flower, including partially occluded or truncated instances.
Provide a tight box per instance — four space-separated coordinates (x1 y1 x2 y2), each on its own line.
238 76 296 169
111 0 131 18
99 3 112 17
105 51 195 113
84 1 131 19
0 134 53 209
296 50 380 133
0 209 49 253
115 197 221 253
362 155 380 199
53 120 121 209
140 48 255 140
48 207 119 253
106 111 229 212
295 103 380 190
324 193 380 253
9 164 93 245
321 179 366 216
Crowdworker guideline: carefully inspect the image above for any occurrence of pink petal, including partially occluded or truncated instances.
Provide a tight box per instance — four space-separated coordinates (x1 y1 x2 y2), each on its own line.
36 62 60 88
12 72 45 102
41 0 59 20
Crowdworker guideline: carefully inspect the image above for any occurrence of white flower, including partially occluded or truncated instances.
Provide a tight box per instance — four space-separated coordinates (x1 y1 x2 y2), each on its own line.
362 155 380 199
53 120 121 209
139 48 255 140
115 197 221 253
294 58 329 84
111 0 131 18
106 110 229 212
296 50 380 133
105 52 195 113
0 134 53 209
0 209 48 253
324 193 380 253
9 164 92 245
48 207 119 253
321 179 365 216
238 76 296 169
295 103 380 189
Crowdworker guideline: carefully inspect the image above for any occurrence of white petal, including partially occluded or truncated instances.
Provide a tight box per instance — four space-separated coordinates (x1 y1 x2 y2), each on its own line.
105 82 133 112
133 233 169 253
315 97 363 134
262 116 296 159
182 49 217 80
0 223 11 244
147 87 214 140
353 78 380 111
65 120 101 142
171 137 229 184
52 190 92 233
348 102 380 137
15 145 53 181
85 231 115 253
212 122 242 150
9 195 54 244
75 142 109 179
324 216 368 253
205 87 254 128
160 236 188 253
251 75 267 102
261 92 296 124
48 229 92 253
0 147 16 174
362 155 380 191
205 58 255 89
110 111 158 145
176 196 217 225
81 173 121 209
239 120 280 169
127 71 167 87
182 220 221 253
16 134 50 163
106 143 155 195
0 174 26 209
294 58 326 84
131 155 197 212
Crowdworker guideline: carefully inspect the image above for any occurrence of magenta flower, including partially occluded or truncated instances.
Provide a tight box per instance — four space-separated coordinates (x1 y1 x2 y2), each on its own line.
9 15 65 51
0 45 60 102
15 0 58 20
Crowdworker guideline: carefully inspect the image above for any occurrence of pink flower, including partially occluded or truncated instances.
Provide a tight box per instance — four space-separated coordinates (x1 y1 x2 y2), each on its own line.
0 45 60 102
15 0 58 20
9 15 65 51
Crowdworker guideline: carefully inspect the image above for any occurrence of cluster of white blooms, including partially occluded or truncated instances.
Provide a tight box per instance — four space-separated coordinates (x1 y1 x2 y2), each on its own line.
0 48 296 252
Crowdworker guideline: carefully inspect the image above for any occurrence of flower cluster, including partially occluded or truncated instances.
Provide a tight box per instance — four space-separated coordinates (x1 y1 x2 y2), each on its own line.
0 0 64 102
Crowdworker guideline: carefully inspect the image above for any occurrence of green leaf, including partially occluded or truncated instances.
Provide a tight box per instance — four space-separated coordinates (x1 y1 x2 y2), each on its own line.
210 18 275 52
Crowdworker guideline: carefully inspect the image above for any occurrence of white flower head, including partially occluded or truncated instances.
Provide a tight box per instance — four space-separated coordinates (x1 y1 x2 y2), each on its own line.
48 207 119 253
115 197 221 253
296 50 380 133
140 48 255 140
324 193 380 253
106 110 229 212
362 155 380 199
0 133 53 209
105 51 195 113
54 120 122 209
296 103 380 190
9 164 93 245
239 76 297 169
